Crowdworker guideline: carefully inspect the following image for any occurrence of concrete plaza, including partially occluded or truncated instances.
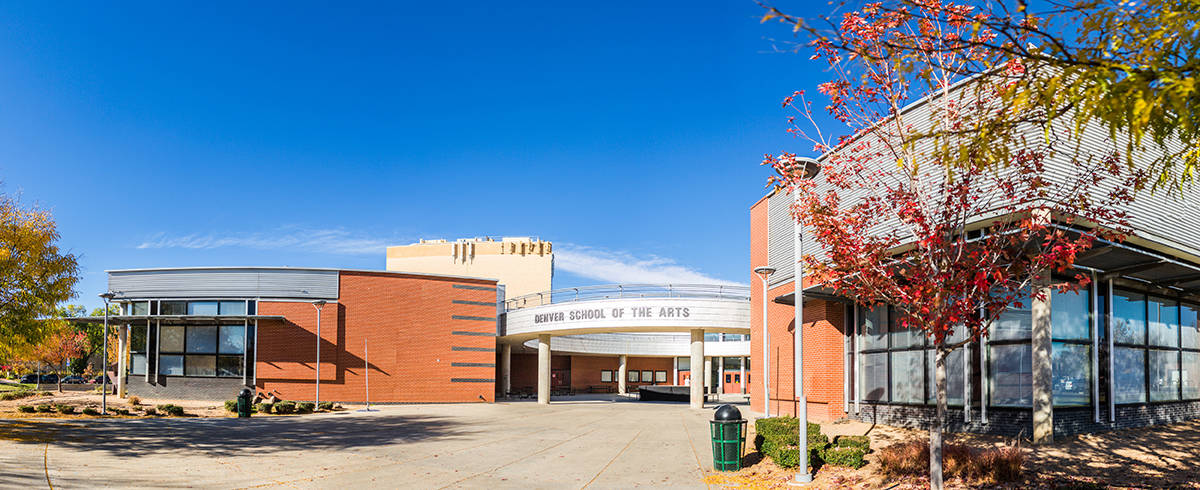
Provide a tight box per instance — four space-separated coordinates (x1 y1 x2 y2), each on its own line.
0 396 743 489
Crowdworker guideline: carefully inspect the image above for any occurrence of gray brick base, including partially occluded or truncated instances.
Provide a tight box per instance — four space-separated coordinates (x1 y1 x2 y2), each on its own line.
125 375 248 401
850 401 1200 438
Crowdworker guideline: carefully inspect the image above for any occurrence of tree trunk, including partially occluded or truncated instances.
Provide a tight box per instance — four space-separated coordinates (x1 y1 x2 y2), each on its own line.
35 363 41 391
930 346 947 490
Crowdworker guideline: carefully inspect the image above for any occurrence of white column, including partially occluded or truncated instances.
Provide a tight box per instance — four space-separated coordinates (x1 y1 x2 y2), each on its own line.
618 354 628 395
501 343 512 397
690 329 704 409
117 324 128 398
740 356 746 394
537 334 551 405
672 357 679 386
704 357 713 396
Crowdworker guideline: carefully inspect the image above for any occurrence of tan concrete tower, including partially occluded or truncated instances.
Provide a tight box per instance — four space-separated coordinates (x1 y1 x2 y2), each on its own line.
385 237 553 300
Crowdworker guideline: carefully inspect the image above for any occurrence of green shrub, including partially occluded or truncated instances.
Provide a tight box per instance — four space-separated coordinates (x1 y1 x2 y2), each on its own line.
254 403 273 414
0 390 35 401
82 408 100 416
317 401 334 411
297 402 315 413
824 446 867 469
55 404 75 414
273 401 296 414
754 417 830 470
224 400 238 412
143 407 157 416
156 404 184 416
17 405 35 413
833 435 871 452
114 408 129 416
35 404 53 413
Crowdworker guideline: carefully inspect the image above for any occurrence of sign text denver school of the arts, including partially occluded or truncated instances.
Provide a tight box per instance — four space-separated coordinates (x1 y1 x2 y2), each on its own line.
533 306 691 324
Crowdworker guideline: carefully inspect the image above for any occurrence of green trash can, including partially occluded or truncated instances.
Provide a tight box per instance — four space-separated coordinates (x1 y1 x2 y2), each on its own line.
237 387 254 418
709 404 747 471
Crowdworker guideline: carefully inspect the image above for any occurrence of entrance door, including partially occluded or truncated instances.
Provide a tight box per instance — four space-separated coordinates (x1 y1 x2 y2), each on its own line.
551 369 570 388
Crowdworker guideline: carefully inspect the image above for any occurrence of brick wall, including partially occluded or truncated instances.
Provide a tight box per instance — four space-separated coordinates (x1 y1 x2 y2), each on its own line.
255 271 499 403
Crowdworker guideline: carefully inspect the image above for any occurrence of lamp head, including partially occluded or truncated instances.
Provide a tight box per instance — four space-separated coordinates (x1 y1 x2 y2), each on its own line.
753 266 777 278
98 291 116 301
312 300 327 308
795 157 821 180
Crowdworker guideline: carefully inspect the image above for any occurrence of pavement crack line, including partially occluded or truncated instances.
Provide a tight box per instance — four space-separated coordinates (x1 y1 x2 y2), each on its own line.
580 429 641 489
680 413 711 490
44 442 53 490
437 427 601 489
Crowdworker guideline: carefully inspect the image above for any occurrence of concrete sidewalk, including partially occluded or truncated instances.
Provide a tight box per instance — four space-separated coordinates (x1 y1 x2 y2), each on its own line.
0 399 744 489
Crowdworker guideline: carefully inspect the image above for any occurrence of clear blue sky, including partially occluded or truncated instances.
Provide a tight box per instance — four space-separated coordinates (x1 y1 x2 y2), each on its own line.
0 2 838 309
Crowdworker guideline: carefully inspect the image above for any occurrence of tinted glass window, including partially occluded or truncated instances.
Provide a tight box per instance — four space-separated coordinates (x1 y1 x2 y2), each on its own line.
861 306 888 350
1113 347 1147 403
1182 304 1200 349
185 355 216 376
160 326 185 352
926 348 965 405
1051 289 1090 340
159 355 184 375
217 356 243 377
1051 343 1090 406
890 350 923 403
861 353 888 401
991 344 1032 406
1182 352 1200 399
1148 297 1180 347
186 326 218 353
161 301 187 315
991 291 1032 340
219 301 246 316
1113 290 1146 344
188 301 219 315
1148 349 1181 401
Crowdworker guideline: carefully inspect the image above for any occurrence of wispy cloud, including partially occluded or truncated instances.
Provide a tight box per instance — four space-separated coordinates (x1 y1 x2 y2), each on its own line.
136 227 399 256
555 244 743 286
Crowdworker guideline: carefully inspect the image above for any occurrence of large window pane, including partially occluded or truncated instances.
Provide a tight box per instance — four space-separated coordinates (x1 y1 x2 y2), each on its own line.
991 293 1032 340
600 370 612 382
186 326 218 353
129 301 149 316
890 350 924 403
991 344 1032 406
160 355 184 375
1113 347 1147 403
1051 289 1090 340
861 306 888 350
1148 297 1180 347
1113 290 1146 344
925 348 965 405
724 357 742 370
1183 352 1200 399
218 325 245 354
160 301 187 315
130 354 146 375
1051 343 1090 406
677 357 690 371
862 353 888 401
188 301 219 315
130 325 148 353
1183 304 1200 349
185 355 216 376
890 311 925 349
217 356 243 377
218 301 246 316
160 326 185 353
1149 349 1181 401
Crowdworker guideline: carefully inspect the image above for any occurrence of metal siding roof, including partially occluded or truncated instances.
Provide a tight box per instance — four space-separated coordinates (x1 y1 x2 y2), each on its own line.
108 268 339 300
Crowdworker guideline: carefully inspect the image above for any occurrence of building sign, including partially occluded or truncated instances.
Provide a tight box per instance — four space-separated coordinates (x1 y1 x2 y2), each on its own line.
534 306 691 324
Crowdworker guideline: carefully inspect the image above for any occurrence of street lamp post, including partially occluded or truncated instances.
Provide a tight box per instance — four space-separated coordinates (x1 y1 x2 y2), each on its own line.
312 300 327 407
789 157 821 486
753 266 776 417
98 291 116 415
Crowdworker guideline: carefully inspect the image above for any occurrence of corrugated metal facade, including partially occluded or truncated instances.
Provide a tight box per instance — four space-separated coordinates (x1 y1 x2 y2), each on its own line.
108 268 340 300
764 86 1200 280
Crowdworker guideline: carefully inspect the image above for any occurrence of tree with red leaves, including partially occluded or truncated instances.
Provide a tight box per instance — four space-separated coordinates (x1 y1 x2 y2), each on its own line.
761 1 1146 487
34 321 88 393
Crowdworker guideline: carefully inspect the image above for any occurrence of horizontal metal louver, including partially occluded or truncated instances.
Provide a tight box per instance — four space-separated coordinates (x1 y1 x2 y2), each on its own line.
107 268 339 300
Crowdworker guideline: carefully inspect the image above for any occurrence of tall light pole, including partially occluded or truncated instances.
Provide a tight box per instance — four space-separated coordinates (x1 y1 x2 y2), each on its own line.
312 300 326 406
753 266 776 417
789 157 821 486
98 291 116 415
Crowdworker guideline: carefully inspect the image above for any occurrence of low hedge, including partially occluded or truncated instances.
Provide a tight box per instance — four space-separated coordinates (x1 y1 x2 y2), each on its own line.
824 446 868 469
156 404 185 417
82 408 100 416
35 404 54 413
55 404 75 414
297 402 315 414
317 401 334 411
753 418 871 470
17 405 35 413
0 390 35 401
832 435 871 452
224 400 238 412
273 401 296 414
254 403 273 414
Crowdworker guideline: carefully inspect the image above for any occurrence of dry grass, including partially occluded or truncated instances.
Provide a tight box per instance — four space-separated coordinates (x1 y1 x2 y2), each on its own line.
877 439 1022 485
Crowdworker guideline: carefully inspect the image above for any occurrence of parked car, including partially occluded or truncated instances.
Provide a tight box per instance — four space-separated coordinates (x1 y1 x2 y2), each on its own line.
60 375 87 384
40 374 59 384
90 375 111 384
19 374 38 384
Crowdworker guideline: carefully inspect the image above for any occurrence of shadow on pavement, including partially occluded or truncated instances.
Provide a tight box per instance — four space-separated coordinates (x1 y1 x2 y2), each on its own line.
0 413 472 458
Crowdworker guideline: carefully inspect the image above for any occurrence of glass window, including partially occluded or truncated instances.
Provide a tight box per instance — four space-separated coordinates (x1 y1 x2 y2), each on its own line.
1113 290 1146 344
641 370 652 382
160 326 185 352
1051 343 1091 406
129 301 149 316
991 292 1032 340
130 354 146 375
861 306 888 350
218 325 245 354
159 355 184 375
1182 303 1200 349
677 357 690 371
628 370 638 382
186 326 218 353
600 370 612 382
160 301 187 315
724 357 742 370
926 348 965 405
1183 351 1200 399
1148 297 1180 347
862 353 888 401
1113 347 1147 403
1149 349 1181 401
991 344 1032 406
655 371 667 383
890 350 923 403
246 300 257 315
188 301 219 315
130 325 148 353
185 355 216 376
1051 289 1090 340
889 311 924 349
218 301 246 316
217 356 243 377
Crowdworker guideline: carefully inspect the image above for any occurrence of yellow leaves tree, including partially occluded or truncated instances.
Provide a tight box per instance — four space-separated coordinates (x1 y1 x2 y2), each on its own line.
0 193 80 349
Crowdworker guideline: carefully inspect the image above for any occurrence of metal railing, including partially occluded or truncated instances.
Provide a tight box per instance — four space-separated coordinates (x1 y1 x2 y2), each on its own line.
503 283 750 311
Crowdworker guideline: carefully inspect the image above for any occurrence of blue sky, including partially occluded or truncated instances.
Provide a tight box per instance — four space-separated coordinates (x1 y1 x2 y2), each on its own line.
0 2 838 309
